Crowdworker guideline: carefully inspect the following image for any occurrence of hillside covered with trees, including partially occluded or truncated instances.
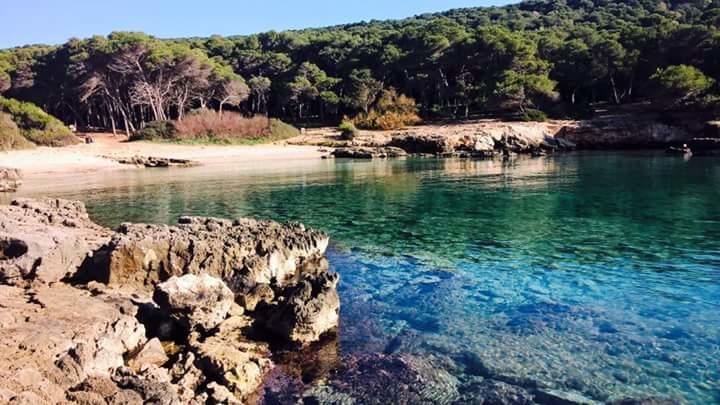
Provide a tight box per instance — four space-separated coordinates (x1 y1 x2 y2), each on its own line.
0 0 718 135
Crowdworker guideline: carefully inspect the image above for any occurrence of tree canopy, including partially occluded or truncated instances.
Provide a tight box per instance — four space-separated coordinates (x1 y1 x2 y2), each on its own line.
0 0 718 130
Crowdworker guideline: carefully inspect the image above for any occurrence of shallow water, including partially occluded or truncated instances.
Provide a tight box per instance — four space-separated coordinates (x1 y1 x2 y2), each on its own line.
16 152 720 403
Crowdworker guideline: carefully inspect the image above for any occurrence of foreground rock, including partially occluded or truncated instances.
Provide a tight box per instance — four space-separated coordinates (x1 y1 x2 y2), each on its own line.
0 167 22 192
0 284 146 403
84 216 329 293
0 198 340 403
154 273 234 332
332 146 408 159
0 198 111 286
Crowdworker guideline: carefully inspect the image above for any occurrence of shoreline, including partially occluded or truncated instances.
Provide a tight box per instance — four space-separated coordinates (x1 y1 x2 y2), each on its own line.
0 133 325 178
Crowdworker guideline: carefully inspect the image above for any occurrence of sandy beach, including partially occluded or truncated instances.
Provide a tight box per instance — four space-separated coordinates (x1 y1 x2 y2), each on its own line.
0 133 325 178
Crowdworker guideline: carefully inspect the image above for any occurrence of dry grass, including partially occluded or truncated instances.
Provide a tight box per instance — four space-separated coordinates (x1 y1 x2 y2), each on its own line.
175 111 272 141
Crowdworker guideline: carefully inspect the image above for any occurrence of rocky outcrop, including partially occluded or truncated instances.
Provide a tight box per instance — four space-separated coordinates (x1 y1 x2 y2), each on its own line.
104 155 198 168
0 167 22 192
0 198 340 403
0 198 111 286
0 284 147 403
389 122 576 156
688 138 720 156
258 272 340 344
86 216 329 293
154 274 234 332
332 146 408 159
557 119 690 149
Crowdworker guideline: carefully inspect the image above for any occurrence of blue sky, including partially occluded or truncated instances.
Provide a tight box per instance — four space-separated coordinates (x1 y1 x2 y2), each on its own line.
2 0 513 49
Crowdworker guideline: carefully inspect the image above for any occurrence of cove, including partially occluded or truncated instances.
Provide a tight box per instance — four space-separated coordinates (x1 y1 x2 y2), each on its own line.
16 152 720 404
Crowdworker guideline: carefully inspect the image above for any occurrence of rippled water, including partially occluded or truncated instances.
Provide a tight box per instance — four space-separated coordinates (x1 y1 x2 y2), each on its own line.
15 152 720 403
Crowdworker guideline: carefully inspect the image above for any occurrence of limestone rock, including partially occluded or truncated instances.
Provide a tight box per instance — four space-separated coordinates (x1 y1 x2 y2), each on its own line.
0 198 111 286
193 315 273 401
237 283 275 311
0 284 146 403
0 167 22 193
90 216 329 292
259 272 340 345
127 338 168 372
332 146 407 159
153 274 234 332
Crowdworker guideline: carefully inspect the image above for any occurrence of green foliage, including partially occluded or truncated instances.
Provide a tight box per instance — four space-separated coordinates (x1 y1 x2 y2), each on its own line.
1 0 720 124
130 120 177 141
0 112 34 151
338 119 358 140
268 118 300 141
0 97 78 146
650 65 715 104
520 108 548 122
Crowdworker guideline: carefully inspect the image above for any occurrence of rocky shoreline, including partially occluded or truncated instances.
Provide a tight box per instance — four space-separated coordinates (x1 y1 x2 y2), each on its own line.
0 198 338 404
0 199 685 404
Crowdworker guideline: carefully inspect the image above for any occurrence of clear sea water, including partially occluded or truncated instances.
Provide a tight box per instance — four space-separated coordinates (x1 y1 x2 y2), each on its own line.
16 152 720 403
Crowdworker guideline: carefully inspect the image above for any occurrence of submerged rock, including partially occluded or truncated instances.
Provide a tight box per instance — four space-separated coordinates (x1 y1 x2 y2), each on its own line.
153 273 234 332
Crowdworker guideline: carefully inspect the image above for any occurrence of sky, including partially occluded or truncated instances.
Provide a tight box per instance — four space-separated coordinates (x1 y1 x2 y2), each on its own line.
1 0 514 49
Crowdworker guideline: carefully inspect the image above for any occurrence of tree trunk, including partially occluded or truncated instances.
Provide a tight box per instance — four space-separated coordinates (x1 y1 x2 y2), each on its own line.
610 76 620 105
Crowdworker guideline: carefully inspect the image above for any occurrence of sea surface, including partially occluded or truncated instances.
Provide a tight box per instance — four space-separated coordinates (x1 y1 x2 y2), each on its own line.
16 152 720 403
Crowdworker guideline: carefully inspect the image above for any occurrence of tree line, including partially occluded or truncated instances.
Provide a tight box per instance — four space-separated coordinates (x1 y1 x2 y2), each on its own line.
0 0 718 133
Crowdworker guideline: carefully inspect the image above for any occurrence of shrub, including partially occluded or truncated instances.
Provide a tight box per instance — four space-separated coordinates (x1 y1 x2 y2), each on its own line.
0 112 34 151
352 88 421 130
268 118 300 140
0 97 78 146
131 110 299 144
338 119 358 140
520 108 548 122
130 120 177 141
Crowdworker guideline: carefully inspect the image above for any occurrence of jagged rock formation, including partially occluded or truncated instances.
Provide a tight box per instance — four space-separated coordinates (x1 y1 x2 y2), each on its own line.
0 198 339 404
0 198 111 287
557 119 690 149
332 146 408 159
0 167 22 192
389 123 576 156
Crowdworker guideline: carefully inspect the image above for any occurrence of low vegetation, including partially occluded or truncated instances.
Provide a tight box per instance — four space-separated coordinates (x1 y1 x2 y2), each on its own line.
131 110 299 144
0 97 78 148
0 112 34 151
338 119 358 140
352 89 421 130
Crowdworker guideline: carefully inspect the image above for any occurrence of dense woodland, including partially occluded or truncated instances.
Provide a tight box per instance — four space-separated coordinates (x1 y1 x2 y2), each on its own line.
1 0 719 134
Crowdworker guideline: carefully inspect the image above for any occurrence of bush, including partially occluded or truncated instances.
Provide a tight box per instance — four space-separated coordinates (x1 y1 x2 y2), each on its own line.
130 110 299 144
130 120 177 141
0 97 79 147
338 119 358 140
520 108 548 122
352 88 421 130
0 112 34 151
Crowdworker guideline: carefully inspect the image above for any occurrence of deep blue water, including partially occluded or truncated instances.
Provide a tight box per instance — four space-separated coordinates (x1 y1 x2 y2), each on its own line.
18 152 720 403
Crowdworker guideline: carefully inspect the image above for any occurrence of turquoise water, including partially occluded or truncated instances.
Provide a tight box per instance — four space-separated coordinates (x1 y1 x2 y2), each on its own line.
19 153 720 403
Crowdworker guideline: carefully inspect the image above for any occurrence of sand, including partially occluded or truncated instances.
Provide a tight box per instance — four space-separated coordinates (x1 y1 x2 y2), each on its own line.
0 133 325 178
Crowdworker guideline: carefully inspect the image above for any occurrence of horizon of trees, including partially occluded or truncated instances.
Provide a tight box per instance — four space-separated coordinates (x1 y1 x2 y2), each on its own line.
0 0 718 133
